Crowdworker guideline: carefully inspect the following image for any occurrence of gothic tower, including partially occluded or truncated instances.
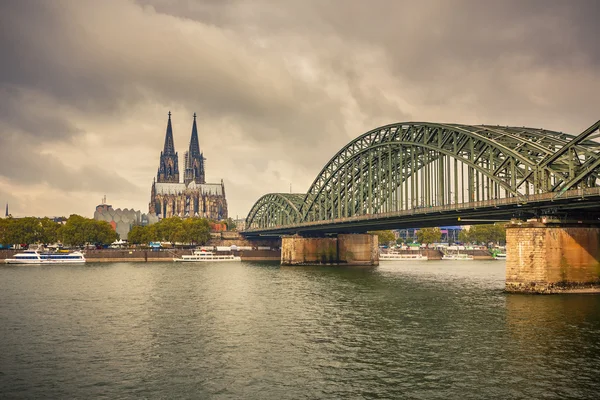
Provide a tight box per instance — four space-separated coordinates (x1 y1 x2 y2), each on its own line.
184 113 205 185
157 111 180 183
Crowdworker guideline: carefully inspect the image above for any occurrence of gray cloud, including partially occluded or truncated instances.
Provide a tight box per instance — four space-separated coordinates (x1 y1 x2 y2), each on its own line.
0 0 598 218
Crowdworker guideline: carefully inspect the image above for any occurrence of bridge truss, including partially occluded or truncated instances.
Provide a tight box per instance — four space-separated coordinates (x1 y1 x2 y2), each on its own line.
246 120 600 232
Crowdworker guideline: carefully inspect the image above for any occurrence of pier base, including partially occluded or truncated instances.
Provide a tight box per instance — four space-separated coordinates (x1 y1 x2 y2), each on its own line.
281 234 378 266
506 220 600 293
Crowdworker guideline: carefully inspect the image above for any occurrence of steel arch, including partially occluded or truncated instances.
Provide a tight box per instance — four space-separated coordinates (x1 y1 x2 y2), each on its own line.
245 193 304 230
299 122 600 222
245 120 600 230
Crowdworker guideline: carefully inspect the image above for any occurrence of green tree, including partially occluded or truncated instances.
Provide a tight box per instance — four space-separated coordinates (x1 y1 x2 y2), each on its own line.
458 229 470 243
39 218 60 244
416 227 442 245
0 217 12 245
224 217 237 231
369 230 396 246
180 218 211 245
466 223 506 245
154 217 183 244
59 215 117 246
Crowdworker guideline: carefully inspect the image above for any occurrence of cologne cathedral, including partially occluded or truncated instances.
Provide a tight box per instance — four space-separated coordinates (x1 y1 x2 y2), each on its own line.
149 112 228 220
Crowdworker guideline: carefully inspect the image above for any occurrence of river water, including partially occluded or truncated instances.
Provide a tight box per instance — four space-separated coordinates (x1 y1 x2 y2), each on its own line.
1 260 599 399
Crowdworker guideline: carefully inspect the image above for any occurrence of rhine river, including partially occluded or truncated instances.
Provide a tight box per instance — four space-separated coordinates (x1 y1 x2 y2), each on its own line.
1 260 599 399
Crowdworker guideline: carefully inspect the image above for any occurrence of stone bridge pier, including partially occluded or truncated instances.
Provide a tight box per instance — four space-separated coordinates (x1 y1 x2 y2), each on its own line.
281 233 379 266
506 219 600 293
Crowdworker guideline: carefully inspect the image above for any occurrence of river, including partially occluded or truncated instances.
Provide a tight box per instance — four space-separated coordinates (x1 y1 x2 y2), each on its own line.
1 260 599 399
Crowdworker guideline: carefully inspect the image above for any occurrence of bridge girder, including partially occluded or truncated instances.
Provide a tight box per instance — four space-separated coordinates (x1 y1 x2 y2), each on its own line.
245 193 304 230
246 121 600 231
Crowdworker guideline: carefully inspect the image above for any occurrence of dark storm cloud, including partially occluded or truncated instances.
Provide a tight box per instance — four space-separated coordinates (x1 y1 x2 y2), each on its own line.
0 0 598 217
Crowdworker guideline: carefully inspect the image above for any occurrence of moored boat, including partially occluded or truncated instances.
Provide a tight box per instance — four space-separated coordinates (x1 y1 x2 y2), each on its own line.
173 250 241 262
442 251 473 261
5 250 86 264
493 252 507 260
379 251 428 261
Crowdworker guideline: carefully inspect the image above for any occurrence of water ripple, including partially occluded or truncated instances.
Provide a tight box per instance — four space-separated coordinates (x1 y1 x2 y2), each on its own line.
1 261 599 399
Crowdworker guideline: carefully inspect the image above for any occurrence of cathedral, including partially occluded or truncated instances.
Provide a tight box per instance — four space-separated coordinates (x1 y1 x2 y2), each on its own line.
149 112 228 220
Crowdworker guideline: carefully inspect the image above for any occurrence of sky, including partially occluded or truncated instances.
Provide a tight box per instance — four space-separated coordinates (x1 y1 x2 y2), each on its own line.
1 0 599 219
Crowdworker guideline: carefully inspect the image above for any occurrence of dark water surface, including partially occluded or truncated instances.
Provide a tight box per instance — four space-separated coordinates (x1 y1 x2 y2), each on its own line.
1 261 599 399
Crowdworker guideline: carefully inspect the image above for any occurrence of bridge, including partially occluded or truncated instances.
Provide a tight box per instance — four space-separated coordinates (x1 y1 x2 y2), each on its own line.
244 120 600 293
245 120 600 235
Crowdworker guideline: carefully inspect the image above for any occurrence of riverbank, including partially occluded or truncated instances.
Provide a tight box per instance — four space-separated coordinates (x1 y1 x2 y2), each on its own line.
0 248 494 262
0 249 282 262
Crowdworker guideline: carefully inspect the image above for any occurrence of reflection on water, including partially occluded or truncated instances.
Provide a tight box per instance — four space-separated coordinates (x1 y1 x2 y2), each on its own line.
0 260 599 399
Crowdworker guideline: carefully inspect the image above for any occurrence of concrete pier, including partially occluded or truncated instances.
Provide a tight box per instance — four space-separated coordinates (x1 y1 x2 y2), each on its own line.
506 220 600 293
281 234 378 266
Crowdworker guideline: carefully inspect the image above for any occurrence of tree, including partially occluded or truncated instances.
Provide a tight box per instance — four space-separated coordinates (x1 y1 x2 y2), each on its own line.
39 218 60 244
458 224 506 245
59 215 117 246
223 217 237 231
154 216 183 243
416 227 442 245
369 230 396 246
0 217 61 245
180 218 211 245
468 224 506 245
458 229 470 243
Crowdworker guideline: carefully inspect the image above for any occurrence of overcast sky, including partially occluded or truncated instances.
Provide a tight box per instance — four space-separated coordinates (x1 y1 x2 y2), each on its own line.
1 0 599 219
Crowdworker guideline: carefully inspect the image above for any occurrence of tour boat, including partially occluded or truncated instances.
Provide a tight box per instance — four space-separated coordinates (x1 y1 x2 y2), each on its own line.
173 250 241 262
493 252 507 260
4 250 86 264
380 251 428 261
442 251 473 261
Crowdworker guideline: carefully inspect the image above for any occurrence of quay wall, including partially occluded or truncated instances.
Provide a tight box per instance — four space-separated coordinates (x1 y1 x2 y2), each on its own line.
0 248 281 262
385 249 491 260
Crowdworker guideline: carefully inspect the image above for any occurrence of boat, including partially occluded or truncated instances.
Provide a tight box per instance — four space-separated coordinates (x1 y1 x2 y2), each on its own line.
442 251 473 261
173 250 241 262
4 249 86 264
380 251 428 261
493 252 507 260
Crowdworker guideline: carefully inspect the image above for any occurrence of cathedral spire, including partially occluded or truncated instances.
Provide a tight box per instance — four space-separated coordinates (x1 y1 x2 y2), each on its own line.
4 203 7 217
156 111 180 183
189 112 200 158
184 113 205 185
163 111 176 155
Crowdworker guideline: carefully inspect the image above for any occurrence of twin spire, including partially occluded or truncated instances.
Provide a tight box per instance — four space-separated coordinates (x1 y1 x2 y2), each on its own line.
157 112 205 185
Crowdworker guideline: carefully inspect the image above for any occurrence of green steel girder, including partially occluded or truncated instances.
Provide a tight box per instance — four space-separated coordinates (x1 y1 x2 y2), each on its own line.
245 121 600 231
245 193 304 230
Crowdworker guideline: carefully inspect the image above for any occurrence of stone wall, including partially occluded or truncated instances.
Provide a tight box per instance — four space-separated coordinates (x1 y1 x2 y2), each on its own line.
506 221 600 293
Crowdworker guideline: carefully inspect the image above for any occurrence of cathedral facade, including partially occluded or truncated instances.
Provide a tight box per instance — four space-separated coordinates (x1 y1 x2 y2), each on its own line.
149 112 228 220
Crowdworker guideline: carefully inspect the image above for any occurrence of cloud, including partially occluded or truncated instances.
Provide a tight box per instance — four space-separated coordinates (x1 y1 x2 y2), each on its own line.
0 0 598 218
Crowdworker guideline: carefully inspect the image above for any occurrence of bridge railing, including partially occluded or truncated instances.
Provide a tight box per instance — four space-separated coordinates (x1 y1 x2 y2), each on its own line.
246 187 600 231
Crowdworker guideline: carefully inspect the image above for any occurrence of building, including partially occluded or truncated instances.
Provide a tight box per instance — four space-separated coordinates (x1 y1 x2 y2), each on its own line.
149 112 228 220
395 226 464 243
94 201 158 240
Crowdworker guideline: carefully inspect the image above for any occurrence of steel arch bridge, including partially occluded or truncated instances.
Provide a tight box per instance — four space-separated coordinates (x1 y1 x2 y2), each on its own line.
246 120 600 235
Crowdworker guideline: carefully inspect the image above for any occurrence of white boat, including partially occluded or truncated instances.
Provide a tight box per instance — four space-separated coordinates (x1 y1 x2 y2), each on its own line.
442 251 473 261
493 253 507 260
173 250 241 262
380 251 428 261
4 250 86 264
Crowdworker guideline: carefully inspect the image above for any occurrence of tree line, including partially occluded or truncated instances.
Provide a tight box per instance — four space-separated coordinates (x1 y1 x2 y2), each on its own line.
0 215 117 247
127 216 212 245
370 223 506 246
